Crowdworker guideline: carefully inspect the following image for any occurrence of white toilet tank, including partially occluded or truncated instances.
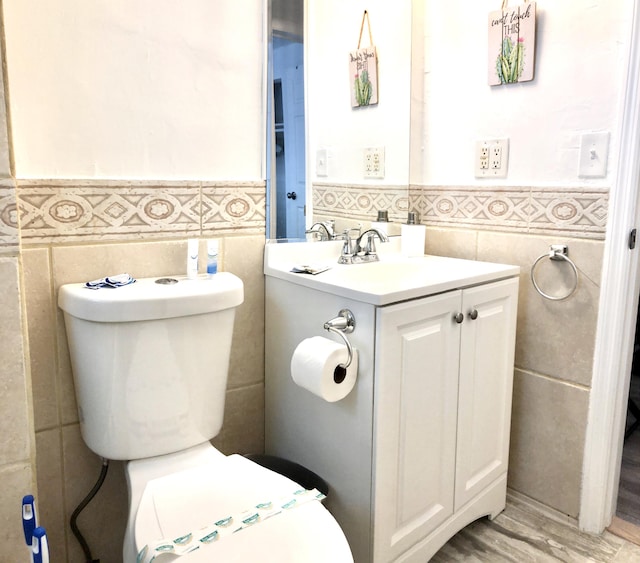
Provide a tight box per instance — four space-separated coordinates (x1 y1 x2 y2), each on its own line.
58 273 244 461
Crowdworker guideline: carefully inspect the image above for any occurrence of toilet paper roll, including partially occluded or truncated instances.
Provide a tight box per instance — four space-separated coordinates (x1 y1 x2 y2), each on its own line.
290 336 358 402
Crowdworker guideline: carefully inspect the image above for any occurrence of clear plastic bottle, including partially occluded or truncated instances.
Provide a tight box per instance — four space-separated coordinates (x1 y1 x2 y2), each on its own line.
187 239 199 279
207 239 219 276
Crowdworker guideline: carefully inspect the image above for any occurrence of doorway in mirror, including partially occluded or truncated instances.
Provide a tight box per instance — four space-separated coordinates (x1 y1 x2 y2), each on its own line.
268 0 306 240
272 35 306 239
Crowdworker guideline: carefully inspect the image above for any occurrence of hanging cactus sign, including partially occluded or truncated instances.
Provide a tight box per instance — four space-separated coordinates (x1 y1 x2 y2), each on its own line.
350 11 378 108
488 1 536 85
350 46 378 108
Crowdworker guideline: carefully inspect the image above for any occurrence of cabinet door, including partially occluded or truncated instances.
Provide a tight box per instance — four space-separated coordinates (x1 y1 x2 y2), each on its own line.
372 291 461 562
455 277 519 510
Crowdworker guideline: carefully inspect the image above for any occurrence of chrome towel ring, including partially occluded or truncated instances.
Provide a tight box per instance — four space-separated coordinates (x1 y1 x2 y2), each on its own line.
531 244 578 301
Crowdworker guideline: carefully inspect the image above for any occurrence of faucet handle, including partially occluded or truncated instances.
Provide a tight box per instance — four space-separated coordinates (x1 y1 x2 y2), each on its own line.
344 225 361 239
364 233 378 255
339 229 350 254
337 225 365 261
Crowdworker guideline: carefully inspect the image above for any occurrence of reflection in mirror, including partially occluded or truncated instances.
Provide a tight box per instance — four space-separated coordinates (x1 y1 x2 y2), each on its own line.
267 0 306 239
305 2 413 237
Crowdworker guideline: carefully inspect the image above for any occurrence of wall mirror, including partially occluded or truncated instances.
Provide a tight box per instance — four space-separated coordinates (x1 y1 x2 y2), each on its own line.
266 0 306 240
267 1 415 240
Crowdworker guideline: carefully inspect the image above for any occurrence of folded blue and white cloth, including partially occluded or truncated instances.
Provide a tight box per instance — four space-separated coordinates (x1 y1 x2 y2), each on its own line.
136 488 326 563
84 273 136 290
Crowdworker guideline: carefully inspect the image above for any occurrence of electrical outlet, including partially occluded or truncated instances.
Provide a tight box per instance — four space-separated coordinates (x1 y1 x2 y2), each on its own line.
475 138 509 178
478 142 490 170
364 147 385 178
490 145 502 169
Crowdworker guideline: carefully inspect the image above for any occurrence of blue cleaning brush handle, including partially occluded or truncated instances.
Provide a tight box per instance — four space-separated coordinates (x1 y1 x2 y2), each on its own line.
32 527 49 563
22 494 36 546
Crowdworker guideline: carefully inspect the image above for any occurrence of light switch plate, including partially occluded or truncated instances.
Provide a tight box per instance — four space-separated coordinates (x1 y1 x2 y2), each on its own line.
579 132 609 178
316 149 328 177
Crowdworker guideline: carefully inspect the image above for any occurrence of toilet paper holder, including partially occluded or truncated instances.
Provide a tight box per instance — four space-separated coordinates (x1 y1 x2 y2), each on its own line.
323 309 356 369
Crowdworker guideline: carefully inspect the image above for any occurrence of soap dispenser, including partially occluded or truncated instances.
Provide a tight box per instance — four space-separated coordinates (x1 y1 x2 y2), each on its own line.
372 210 390 236
401 211 426 257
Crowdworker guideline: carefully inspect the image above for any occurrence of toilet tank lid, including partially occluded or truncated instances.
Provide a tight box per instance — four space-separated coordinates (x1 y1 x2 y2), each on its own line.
58 273 244 322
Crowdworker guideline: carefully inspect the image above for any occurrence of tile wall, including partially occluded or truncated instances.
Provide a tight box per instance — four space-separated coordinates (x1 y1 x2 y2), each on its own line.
0 178 37 558
18 179 266 562
314 182 607 519
0 45 37 555
3 171 609 560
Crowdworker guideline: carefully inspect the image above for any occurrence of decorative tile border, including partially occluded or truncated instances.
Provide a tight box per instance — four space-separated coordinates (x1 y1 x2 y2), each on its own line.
411 185 608 239
313 183 410 224
17 180 266 244
202 183 266 234
410 186 529 231
312 183 608 240
0 178 19 254
14 180 608 244
527 189 608 237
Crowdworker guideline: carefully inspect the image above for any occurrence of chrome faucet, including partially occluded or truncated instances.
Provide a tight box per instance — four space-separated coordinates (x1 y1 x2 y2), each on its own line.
355 228 390 254
305 220 336 241
338 228 389 264
338 226 361 258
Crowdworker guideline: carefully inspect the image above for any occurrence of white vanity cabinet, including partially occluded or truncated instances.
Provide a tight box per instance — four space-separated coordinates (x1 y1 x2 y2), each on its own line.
372 277 518 562
264 243 519 563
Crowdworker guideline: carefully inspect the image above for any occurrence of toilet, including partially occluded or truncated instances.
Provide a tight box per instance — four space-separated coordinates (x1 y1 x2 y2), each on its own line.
58 273 353 563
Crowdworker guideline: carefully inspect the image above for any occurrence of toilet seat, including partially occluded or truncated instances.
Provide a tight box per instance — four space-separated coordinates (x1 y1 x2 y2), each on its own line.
133 453 353 562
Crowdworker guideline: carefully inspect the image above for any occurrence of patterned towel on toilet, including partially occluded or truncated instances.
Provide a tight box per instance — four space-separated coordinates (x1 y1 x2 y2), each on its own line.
136 488 325 563
84 273 136 290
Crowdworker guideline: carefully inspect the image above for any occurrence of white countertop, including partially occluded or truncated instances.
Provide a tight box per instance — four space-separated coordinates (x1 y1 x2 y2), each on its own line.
264 238 520 306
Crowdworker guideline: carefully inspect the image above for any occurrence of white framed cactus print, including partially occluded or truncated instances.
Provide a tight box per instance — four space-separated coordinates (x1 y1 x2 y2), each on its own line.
349 46 378 107
488 1 536 85
350 10 378 108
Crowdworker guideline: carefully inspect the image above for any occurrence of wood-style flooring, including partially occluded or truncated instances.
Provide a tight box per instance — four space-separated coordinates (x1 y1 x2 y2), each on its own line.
432 494 640 562
616 374 640 528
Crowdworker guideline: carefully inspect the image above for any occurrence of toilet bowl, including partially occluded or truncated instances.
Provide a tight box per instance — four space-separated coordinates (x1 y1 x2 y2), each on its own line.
58 273 353 562
128 443 352 562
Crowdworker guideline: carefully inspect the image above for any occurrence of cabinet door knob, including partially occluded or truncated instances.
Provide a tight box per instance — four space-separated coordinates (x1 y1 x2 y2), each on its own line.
454 312 464 324
469 309 478 320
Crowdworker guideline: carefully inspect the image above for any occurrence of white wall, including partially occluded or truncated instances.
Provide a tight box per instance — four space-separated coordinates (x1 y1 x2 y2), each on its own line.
307 0 412 185
3 0 264 180
417 0 631 187
306 0 630 188
6 1 628 186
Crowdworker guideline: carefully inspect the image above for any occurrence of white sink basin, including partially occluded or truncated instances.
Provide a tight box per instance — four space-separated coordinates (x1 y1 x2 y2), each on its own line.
264 239 520 306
